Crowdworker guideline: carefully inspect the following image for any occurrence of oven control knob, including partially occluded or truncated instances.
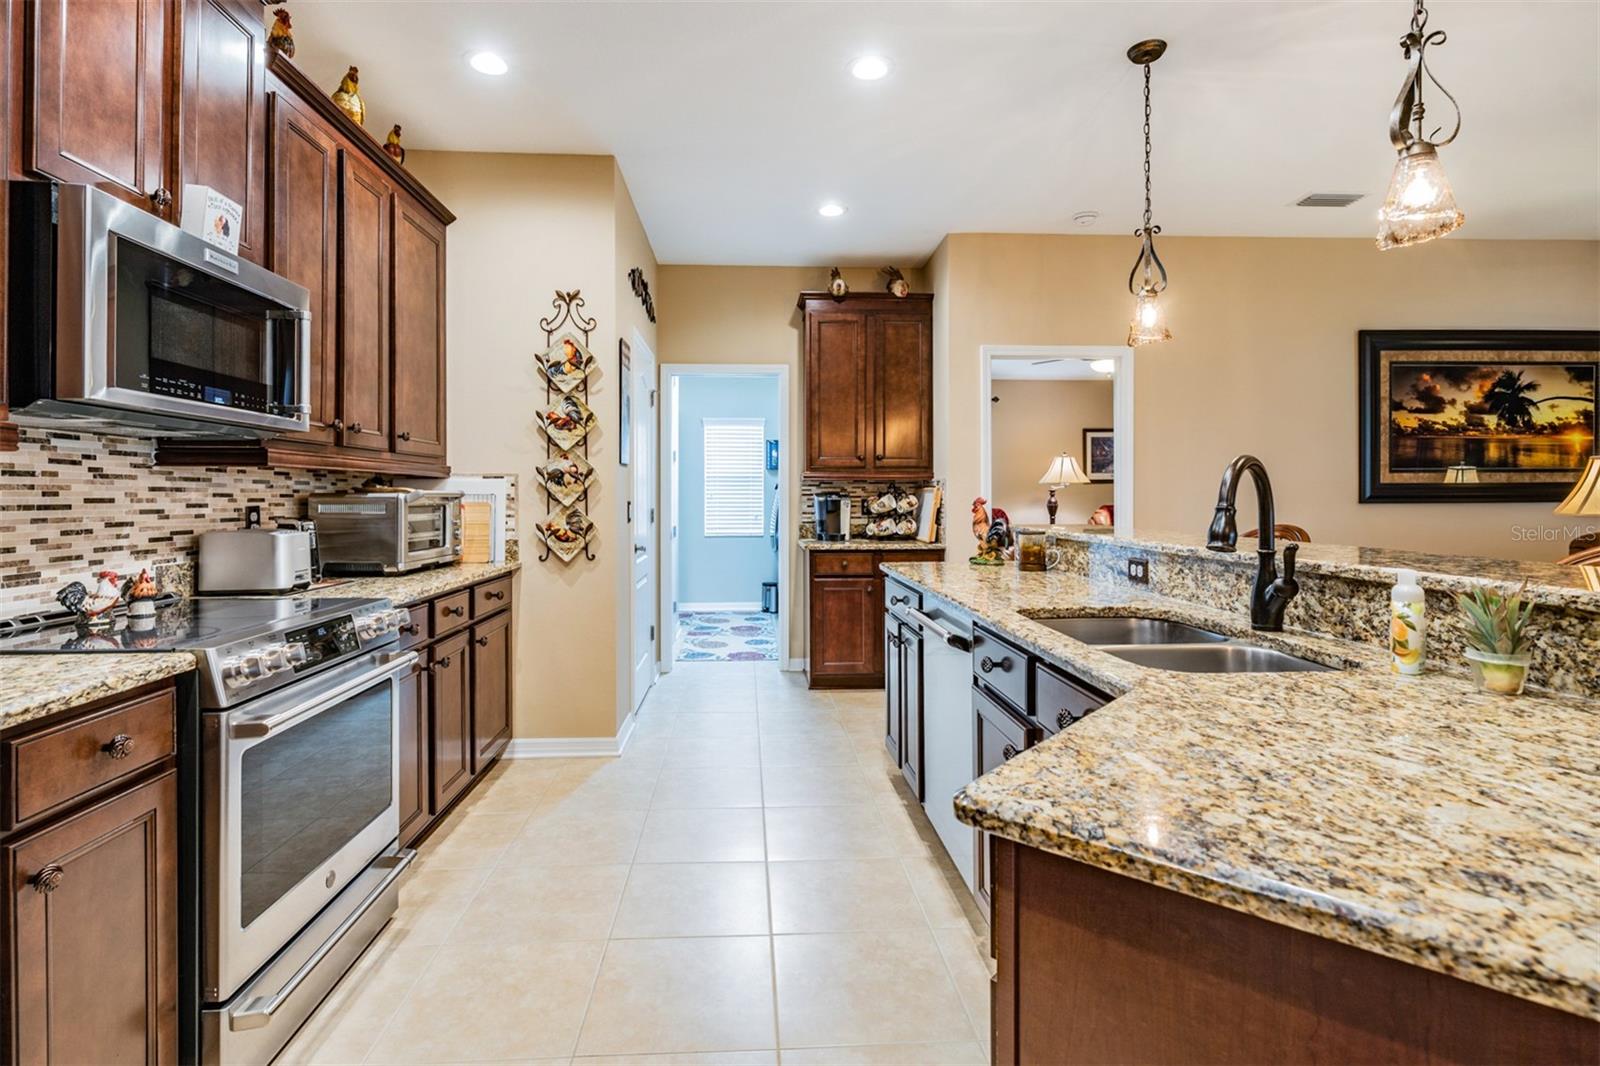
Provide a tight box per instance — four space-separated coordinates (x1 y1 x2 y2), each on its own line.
284 643 310 667
259 644 296 674
221 655 265 689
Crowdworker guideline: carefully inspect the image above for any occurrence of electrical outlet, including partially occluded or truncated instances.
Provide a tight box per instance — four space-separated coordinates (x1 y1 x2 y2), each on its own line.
1127 557 1150 584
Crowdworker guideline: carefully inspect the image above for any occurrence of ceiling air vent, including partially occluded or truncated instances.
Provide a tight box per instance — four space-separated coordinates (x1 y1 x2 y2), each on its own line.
1295 192 1365 208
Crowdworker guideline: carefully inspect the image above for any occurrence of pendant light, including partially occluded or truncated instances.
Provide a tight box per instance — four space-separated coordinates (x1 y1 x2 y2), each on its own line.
1126 39 1171 347
1376 0 1465 250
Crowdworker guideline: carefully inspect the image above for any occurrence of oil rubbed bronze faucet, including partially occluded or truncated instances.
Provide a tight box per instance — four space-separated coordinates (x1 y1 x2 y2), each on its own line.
1206 455 1299 631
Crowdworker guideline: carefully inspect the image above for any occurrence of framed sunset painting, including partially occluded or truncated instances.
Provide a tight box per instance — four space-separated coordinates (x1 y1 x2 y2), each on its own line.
1359 330 1599 502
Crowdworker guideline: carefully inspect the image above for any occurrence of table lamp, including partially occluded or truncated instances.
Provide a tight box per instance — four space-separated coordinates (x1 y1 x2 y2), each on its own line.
1442 464 1479 484
1555 456 1600 519
1038 454 1091 524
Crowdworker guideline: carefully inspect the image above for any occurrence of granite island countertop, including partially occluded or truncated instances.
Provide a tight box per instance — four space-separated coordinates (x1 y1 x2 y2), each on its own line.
800 538 945 552
882 559 1600 1021
0 561 521 733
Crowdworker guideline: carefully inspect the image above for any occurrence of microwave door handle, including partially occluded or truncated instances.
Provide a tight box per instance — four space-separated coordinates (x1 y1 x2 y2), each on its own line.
229 651 417 739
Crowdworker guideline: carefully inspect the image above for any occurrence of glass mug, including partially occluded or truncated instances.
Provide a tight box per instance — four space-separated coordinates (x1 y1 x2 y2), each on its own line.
1017 532 1063 572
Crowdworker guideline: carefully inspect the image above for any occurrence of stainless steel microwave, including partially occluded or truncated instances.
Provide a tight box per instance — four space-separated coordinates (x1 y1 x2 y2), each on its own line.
7 182 311 436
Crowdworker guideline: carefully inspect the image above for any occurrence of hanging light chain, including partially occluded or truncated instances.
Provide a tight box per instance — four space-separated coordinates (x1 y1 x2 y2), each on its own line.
1410 0 1428 38
1142 62 1154 233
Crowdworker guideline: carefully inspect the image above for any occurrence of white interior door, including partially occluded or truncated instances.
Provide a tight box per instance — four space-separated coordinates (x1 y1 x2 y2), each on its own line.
664 376 681 670
629 334 658 713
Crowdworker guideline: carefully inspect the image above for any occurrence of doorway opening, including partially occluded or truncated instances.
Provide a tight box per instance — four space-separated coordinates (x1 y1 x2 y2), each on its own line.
660 365 791 669
979 345 1134 535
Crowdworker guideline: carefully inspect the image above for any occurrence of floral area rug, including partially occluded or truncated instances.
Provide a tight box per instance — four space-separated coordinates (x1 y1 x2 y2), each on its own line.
676 610 777 662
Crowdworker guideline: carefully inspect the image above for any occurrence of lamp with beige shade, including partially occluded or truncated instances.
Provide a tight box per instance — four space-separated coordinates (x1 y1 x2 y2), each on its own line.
1554 457 1600 587
1038 453 1091 525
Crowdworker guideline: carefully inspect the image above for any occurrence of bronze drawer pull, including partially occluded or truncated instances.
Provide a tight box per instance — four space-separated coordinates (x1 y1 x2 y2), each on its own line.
102 734 135 760
150 187 172 209
1001 743 1019 761
331 418 345 431
474 636 489 647
484 590 506 601
349 422 364 434
399 623 419 636
979 655 1013 674
442 606 465 618
1056 710 1072 730
889 595 909 606
397 430 412 441
31 864 64 894
436 655 452 668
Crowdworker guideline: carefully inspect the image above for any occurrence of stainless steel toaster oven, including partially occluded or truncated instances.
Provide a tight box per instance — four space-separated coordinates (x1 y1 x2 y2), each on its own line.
307 490 462 575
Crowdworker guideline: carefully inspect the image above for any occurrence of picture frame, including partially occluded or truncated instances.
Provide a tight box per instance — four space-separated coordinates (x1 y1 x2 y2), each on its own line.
618 338 632 467
1358 330 1599 503
1082 428 1115 482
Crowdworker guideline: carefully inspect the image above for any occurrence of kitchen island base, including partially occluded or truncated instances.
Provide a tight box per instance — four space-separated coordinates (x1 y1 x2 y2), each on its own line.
991 839 1597 1065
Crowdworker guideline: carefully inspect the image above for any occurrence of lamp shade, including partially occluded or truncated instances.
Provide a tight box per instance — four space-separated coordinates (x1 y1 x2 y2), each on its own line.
1442 464 1480 484
1554 456 1600 516
1039 454 1091 487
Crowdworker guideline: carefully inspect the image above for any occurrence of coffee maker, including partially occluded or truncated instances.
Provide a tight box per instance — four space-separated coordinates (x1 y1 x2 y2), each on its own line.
813 493 848 541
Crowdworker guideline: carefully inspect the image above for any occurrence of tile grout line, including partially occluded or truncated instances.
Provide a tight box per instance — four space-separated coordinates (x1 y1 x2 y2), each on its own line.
756 670 785 1056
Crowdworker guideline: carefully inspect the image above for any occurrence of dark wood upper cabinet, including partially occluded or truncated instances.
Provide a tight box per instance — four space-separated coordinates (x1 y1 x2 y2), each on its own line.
800 293 934 479
178 0 265 262
26 0 173 216
391 192 447 460
338 149 391 453
429 631 472 812
469 609 511 772
269 90 339 445
5 769 177 1065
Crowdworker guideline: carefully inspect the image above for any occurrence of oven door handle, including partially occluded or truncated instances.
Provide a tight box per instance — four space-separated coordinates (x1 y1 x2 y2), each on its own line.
905 607 972 652
228 848 415 1031
229 651 418 739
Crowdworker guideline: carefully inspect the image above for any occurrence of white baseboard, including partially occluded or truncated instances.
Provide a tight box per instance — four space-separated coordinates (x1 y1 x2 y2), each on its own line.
505 711 636 759
786 658 807 672
678 601 761 612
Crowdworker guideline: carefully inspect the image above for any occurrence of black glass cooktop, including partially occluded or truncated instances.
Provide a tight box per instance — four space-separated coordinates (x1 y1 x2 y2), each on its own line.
0 597 377 654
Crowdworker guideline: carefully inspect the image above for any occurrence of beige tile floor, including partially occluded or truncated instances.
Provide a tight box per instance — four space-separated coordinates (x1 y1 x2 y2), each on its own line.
277 661 993 1066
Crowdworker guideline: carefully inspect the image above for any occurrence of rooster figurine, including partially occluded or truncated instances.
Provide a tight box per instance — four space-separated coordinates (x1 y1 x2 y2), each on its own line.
383 124 405 165
828 267 848 299
267 8 294 59
331 66 365 126
969 498 1003 566
970 497 991 544
880 266 910 298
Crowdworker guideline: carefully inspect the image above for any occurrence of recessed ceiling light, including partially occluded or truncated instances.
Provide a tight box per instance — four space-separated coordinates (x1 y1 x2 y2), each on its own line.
850 55 891 81
468 51 508 76
817 202 847 218
1088 358 1116 374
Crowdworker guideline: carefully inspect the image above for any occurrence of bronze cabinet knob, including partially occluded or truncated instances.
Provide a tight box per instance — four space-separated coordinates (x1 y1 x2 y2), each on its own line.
979 655 1013 674
349 422 364 434
1001 743 1019 761
150 188 172 208
31 864 64 894
437 654 452 668
399 623 419 636
474 636 489 647
397 430 412 441
1056 710 1072 730
331 418 345 431
484 590 505 601
102 734 135 760
443 606 464 618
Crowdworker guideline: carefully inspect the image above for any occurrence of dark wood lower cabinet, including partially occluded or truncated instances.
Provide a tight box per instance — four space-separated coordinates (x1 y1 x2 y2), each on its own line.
397 654 430 848
991 839 1599 1065
6 767 177 1065
470 610 511 771
808 549 943 689
428 629 472 812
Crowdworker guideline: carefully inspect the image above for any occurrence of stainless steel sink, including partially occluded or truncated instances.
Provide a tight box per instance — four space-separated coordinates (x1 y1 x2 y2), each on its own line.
1034 616 1229 645
1102 643 1335 673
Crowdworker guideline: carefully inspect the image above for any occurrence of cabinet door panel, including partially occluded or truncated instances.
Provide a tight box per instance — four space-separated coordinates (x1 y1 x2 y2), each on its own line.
469 610 511 771
871 312 933 475
269 92 339 444
6 769 177 1065
429 632 471 811
338 150 391 453
900 622 924 800
28 0 169 212
809 576 879 677
397 656 429 847
884 618 902 765
805 312 869 475
391 194 447 459
180 0 265 262
974 686 1038 913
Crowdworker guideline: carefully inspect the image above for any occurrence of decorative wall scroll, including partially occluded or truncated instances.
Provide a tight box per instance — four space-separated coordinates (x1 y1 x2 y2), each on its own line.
628 267 655 323
536 290 599 562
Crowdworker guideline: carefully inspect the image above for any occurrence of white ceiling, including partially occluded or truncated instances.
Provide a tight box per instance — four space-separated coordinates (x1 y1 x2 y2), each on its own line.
286 1 1600 266
990 358 1111 381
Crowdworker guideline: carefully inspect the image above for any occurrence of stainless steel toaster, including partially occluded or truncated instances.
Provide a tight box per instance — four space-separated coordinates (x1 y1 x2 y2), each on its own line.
307 490 463 575
197 525 317 594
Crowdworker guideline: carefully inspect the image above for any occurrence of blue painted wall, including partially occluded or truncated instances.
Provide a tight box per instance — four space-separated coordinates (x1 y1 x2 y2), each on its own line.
678 375 780 606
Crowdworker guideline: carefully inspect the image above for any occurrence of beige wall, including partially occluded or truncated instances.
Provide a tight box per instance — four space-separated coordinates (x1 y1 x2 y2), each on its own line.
407 150 654 740
939 234 1600 562
990 379 1114 526
655 265 926 661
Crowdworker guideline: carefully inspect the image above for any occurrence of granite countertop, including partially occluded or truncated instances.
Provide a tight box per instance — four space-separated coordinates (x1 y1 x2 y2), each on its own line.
800 538 945 552
0 561 521 733
882 560 1600 1021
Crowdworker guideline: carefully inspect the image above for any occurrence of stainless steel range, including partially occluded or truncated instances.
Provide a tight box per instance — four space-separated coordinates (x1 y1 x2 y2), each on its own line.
0 595 417 1065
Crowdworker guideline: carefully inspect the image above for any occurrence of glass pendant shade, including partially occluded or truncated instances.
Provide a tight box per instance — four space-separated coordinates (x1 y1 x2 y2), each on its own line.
1377 145 1464 250
1127 290 1171 347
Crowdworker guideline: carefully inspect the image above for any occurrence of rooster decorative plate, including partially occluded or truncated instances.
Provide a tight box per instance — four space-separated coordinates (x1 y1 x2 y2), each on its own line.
538 393 597 449
539 332 597 393
536 506 593 562
538 450 595 507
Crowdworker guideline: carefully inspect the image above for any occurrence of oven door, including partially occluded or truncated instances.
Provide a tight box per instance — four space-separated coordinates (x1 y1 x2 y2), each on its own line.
58 183 312 435
401 498 461 569
203 649 416 1002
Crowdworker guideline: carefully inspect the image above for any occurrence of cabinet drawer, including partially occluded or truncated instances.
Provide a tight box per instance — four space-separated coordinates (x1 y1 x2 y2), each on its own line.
884 575 921 612
973 626 1029 714
472 576 512 617
813 552 876 577
432 590 471 636
1034 662 1112 735
5 687 176 829
397 603 430 651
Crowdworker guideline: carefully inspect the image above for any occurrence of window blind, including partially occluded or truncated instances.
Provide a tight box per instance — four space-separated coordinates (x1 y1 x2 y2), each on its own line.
703 417 766 536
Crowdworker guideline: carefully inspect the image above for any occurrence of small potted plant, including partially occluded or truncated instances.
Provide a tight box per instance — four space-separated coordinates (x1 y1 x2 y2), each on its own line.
1455 581 1535 695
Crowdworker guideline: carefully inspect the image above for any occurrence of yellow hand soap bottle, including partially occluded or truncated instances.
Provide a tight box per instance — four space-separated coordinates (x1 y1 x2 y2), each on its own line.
1390 568 1426 675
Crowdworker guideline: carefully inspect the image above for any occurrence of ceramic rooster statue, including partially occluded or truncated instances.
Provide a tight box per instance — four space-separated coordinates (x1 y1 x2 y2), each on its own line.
971 497 991 544
267 8 294 59
383 124 405 165
880 266 910 298
331 66 365 126
969 498 1013 566
828 267 848 299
